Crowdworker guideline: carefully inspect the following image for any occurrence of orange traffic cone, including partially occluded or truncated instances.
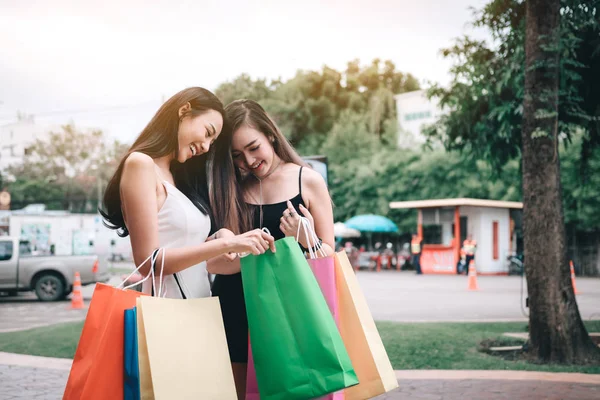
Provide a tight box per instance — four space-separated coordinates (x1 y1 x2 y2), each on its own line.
70 272 85 309
467 260 479 291
570 261 580 295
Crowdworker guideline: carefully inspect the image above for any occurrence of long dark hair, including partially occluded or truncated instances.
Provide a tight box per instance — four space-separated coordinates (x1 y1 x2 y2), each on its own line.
210 99 307 234
100 87 225 237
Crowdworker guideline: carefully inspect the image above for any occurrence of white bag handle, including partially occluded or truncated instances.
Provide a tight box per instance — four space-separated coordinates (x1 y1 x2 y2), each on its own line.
118 248 167 297
295 216 327 259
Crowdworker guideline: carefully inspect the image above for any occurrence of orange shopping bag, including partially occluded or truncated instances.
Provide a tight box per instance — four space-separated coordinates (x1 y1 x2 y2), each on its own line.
63 250 163 400
63 283 145 400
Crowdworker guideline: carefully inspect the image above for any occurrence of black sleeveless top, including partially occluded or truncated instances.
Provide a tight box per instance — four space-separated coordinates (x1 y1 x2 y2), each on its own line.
211 167 306 362
248 167 306 239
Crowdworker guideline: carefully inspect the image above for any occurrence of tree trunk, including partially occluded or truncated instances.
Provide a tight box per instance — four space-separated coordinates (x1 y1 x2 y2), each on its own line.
522 0 600 363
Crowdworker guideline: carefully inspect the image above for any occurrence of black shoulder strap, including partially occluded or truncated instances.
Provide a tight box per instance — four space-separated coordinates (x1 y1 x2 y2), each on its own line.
173 273 187 299
298 166 304 197
149 248 186 299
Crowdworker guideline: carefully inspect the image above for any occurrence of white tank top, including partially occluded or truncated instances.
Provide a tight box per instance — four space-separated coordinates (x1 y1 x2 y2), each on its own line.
142 180 212 299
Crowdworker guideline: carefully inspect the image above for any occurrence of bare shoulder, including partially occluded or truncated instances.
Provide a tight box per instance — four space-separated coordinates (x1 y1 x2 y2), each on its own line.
121 152 158 188
302 166 328 191
123 151 154 171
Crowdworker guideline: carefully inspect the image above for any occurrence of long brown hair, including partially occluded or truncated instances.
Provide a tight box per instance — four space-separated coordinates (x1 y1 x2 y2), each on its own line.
100 87 225 237
210 99 307 233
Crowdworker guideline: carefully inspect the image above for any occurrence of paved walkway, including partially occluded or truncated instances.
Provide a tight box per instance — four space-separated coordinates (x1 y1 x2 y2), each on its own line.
1 352 599 399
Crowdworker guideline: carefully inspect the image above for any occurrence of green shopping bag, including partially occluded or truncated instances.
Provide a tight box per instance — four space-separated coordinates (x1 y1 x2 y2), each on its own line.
241 236 358 400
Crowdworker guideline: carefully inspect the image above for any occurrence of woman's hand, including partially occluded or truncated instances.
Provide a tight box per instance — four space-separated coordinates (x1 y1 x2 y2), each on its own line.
280 201 315 248
227 229 276 256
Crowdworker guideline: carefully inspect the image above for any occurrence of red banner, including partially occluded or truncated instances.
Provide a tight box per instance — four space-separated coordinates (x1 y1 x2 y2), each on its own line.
421 247 456 274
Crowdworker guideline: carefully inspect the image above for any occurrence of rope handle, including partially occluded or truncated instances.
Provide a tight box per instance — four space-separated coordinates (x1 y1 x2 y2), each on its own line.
295 216 327 259
117 248 167 297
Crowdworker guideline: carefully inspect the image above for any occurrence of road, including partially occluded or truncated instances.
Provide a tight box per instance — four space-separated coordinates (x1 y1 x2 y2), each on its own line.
1 270 599 332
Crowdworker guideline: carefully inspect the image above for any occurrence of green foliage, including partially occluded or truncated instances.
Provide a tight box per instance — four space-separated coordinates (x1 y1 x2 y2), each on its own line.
215 59 420 144
561 135 600 230
6 125 128 212
424 0 600 170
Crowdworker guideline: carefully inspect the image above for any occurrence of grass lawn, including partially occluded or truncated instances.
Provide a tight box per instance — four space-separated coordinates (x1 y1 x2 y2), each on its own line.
0 320 84 359
0 320 598 373
378 320 600 374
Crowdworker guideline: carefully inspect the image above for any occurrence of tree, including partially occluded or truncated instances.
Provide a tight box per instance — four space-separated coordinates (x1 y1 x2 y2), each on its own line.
7 124 128 212
214 73 273 106
522 0 599 363
214 59 420 146
425 0 600 363
425 0 600 170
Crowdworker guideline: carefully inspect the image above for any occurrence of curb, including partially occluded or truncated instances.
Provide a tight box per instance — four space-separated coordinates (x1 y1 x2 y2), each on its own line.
395 370 600 384
0 352 72 371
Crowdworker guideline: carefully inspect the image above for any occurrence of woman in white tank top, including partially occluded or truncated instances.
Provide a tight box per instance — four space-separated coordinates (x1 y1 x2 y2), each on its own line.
100 87 275 298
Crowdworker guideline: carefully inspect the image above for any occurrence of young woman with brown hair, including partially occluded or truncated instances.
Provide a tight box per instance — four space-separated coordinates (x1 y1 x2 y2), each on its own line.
101 88 275 299
208 99 335 397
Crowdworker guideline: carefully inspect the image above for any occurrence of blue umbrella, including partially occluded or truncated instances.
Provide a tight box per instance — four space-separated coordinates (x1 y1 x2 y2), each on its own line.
344 214 399 233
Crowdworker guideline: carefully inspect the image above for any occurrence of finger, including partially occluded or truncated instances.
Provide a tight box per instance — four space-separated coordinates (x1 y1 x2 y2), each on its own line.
280 217 291 231
299 204 312 219
253 237 268 253
256 236 267 251
287 200 299 218
267 236 276 253
260 231 274 241
250 244 262 255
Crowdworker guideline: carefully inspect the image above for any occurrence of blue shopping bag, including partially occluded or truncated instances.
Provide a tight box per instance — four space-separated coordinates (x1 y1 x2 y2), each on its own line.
124 307 140 400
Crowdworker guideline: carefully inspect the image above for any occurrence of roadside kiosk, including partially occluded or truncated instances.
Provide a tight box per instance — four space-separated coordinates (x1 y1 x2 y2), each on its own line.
389 198 522 274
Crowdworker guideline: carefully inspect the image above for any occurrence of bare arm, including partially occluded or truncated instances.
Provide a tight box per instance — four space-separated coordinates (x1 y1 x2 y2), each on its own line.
303 170 335 256
121 152 274 277
207 255 242 275
206 229 242 275
280 168 335 256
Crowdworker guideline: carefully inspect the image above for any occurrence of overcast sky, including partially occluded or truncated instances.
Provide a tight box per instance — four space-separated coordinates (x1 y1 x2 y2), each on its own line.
0 0 489 143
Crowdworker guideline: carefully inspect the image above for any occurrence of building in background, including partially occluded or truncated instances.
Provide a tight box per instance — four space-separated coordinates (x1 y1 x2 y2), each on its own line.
5 205 130 261
0 117 61 172
389 198 523 275
394 89 443 148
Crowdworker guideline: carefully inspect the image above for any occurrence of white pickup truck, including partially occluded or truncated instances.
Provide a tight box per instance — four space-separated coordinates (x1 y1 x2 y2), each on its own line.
0 237 109 301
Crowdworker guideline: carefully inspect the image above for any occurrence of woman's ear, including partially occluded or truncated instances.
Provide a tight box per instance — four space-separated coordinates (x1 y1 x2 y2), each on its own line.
178 102 192 118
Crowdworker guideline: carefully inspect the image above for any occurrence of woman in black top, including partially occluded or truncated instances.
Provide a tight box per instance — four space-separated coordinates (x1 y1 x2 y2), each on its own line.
208 100 335 398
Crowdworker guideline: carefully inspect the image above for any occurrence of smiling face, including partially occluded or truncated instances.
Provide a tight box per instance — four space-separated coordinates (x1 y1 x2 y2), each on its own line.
176 109 223 163
230 124 280 178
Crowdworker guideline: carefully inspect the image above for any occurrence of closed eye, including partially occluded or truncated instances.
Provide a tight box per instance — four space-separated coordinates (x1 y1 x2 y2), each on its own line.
250 145 260 151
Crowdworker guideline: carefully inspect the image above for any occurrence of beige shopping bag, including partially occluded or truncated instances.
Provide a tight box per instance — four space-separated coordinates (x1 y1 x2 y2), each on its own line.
335 251 398 399
137 297 154 400
136 296 237 400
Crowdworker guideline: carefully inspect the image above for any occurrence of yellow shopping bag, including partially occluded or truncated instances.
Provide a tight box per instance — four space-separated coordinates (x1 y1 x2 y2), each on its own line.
335 251 398 399
136 296 237 399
